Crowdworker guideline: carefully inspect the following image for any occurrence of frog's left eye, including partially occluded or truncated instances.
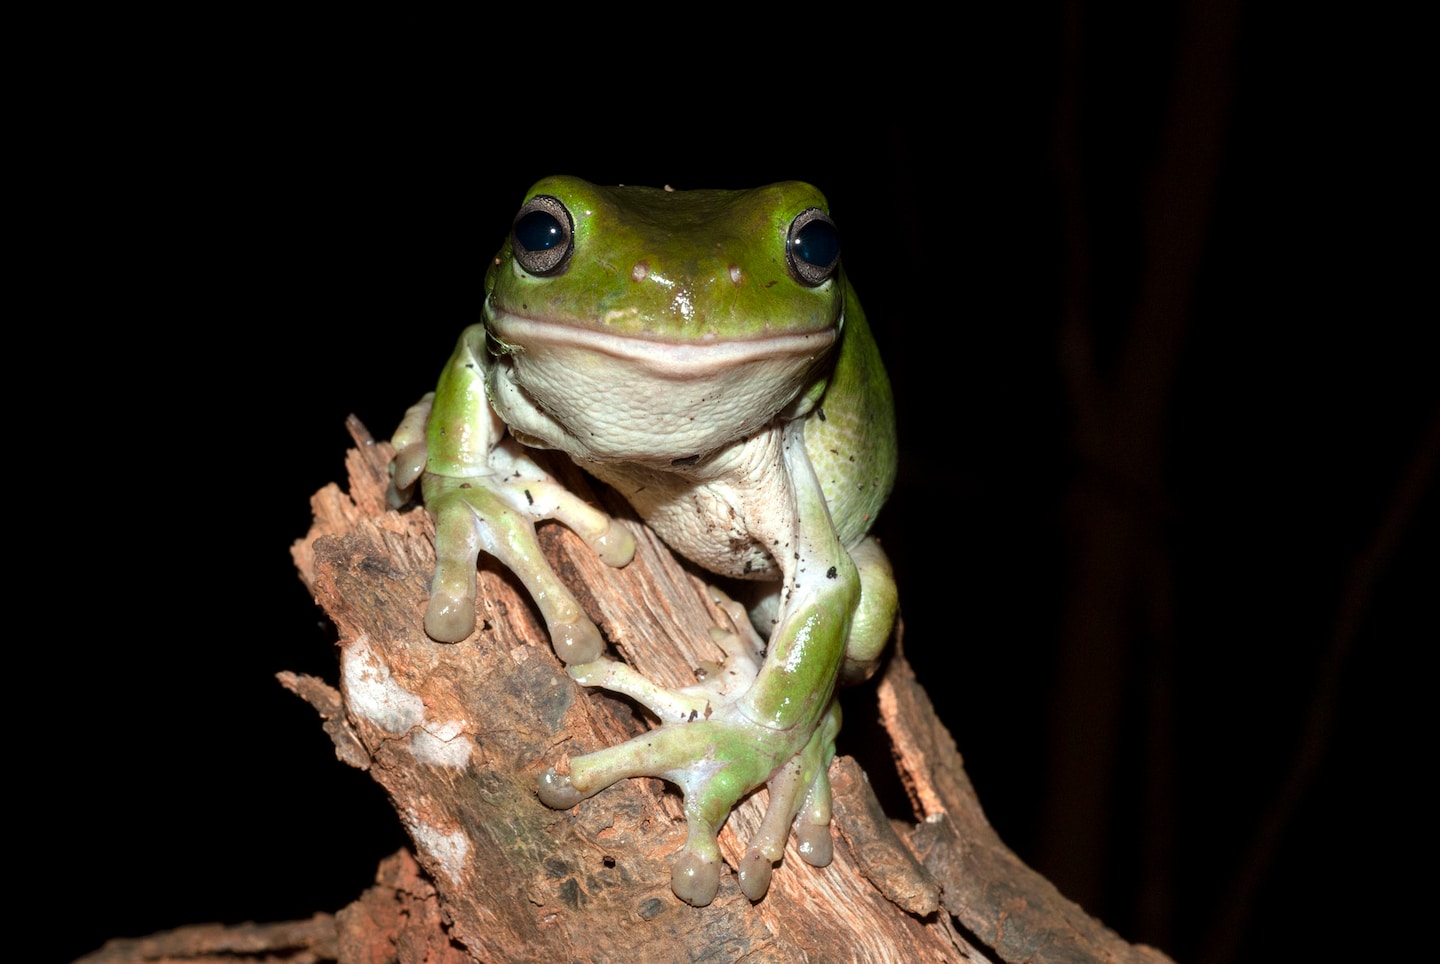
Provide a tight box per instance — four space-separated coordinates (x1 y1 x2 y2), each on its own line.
786 208 840 287
512 194 575 276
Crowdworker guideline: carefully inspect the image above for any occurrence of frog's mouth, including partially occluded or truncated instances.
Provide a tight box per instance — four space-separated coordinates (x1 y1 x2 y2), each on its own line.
483 312 839 464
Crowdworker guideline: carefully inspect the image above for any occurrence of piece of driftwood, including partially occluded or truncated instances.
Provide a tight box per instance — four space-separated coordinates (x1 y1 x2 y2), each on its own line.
83 416 1173 963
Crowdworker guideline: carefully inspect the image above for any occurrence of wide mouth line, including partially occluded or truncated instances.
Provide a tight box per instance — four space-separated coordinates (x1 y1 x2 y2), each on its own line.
489 312 839 373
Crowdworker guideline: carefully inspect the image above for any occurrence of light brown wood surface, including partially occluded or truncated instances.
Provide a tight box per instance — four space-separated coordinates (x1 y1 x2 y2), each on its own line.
81 417 1171 964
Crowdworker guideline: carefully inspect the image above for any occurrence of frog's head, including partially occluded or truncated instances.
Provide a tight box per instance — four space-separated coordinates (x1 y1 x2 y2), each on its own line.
481 176 848 465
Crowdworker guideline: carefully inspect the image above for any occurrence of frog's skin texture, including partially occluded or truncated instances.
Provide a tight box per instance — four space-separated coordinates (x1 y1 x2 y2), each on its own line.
390 176 898 907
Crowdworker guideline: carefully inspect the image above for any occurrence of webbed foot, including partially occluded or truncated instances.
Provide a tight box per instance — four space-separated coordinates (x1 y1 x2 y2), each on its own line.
538 697 841 905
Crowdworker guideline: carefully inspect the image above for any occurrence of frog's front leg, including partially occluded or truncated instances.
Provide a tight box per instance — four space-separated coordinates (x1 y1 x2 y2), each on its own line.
539 420 893 906
403 326 636 654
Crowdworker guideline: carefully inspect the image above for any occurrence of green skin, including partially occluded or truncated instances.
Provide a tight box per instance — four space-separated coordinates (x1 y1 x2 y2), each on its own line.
390 176 898 906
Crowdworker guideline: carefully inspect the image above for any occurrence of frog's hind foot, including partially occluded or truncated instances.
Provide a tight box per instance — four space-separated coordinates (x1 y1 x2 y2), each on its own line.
536 698 841 906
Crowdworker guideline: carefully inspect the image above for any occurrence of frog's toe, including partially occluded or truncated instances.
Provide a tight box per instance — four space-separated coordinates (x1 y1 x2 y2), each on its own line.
737 848 774 901
425 538 482 641
671 846 722 907
730 762 802 901
795 818 833 868
536 768 589 809
424 590 477 643
548 616 603 665
424 493 485 642
387 393 434 507
793 762 835 869
388 442 427 506
590 520 636 568
535 482 636 569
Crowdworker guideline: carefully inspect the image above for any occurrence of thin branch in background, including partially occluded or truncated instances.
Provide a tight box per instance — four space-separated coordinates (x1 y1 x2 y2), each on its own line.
1043 1 1239 946
1200 406 1440 963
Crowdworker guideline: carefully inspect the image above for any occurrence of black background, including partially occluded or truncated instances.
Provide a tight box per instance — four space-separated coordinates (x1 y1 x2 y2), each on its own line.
52 7 1430 963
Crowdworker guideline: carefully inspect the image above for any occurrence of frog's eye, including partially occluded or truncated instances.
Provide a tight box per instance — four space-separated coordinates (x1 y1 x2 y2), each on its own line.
512 194 575 276
785 208 841 287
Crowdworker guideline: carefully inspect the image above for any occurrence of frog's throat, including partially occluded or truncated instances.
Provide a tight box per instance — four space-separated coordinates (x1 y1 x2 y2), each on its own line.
486 312 839 378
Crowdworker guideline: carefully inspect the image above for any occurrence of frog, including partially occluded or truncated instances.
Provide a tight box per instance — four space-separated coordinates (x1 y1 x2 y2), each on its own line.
389 175 898 907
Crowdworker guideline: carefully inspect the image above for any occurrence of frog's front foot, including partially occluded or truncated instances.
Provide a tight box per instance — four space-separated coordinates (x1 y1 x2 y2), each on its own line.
538 698 841 906
417 448 635 654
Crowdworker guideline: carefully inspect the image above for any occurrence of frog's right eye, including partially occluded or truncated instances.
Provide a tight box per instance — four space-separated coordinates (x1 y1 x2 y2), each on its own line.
512 194 575 276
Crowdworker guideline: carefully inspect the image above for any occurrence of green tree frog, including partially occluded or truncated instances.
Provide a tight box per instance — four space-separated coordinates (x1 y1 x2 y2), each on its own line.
389 176 898 907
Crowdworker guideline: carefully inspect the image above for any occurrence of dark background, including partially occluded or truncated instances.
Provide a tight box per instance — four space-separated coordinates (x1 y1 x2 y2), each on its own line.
54 6 1430 963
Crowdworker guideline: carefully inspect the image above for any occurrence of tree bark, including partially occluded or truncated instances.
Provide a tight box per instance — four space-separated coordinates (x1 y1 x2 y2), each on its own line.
82 416 1174 964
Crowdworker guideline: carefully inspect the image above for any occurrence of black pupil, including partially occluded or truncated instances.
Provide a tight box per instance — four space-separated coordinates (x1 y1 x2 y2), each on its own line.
515 210 564 251
793 218 840 268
